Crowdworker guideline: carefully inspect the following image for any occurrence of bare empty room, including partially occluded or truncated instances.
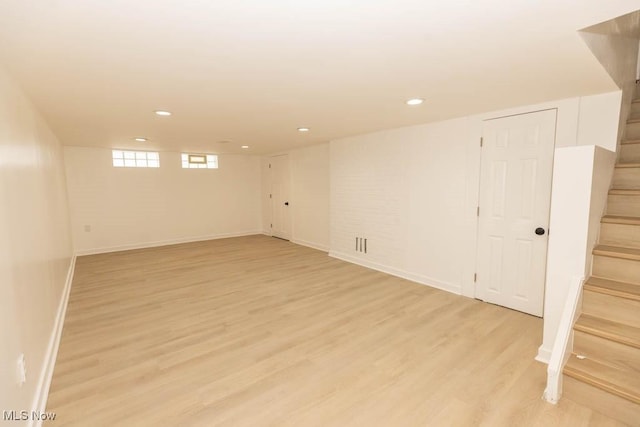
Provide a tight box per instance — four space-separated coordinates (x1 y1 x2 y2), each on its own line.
2 1 640 426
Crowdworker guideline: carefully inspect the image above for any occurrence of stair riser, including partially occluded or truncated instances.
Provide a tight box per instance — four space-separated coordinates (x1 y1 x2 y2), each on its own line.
625 121 640 140
562 375 640 425
631 102 640 116
592 255 640 286
582 290 640 328
612 167 640 189
619 143 640 163
600 223 640 249
607 194 640 216
573 330 640 372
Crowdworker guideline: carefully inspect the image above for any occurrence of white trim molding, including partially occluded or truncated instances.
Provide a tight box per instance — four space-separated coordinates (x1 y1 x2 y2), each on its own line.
291 238 329 253
30 255 77 427
535 346 552 364
544 275 584 404
75 230 262 256
329 251 461 295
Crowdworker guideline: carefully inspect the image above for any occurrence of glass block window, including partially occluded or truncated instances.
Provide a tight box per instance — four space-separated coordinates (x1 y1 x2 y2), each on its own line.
181 153 218 169
112 150 160 168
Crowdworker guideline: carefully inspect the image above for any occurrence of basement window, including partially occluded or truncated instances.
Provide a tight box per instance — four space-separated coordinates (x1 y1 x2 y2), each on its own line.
112 150 160 168
181 153 218 169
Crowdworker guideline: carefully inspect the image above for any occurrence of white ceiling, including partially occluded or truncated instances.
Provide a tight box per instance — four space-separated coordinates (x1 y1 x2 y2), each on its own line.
0 1 639 154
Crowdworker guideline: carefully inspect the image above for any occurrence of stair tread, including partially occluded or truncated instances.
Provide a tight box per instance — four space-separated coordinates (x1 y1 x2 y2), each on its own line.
585 277 640 302
593 245 640 261
616 162 640 168
628 118 640 124
610 188 640 195
602 215 640 225
575 314 640 349
622 139 640 145
564 354 640 404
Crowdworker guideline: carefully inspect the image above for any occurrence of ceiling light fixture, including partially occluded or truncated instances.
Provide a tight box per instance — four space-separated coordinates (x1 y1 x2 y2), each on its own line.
297 127 310 132
134 137 148 142
406 98 424 106
241 145 249 149
154 110 172 116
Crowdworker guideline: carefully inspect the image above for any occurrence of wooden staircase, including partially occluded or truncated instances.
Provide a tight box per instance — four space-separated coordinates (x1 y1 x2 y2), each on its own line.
562 98 640 425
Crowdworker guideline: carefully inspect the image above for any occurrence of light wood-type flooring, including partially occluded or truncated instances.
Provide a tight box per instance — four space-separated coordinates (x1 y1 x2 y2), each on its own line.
47 235 626 426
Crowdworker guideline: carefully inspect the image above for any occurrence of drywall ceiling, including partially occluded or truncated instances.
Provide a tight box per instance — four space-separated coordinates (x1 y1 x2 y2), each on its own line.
0 1 638 155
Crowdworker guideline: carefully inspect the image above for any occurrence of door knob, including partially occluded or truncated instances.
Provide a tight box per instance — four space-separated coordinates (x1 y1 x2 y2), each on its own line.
535 227 546 236
284 202 289 206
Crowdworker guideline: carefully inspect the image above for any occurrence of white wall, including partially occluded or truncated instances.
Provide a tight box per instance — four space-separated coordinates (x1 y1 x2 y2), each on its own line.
581 21 639 147
290 144 330 251
0 67 73 419
538 145 616 362
64 147 262 254
577 91 623 152
330 117 476 294
329 91 620 308
262 143 330 252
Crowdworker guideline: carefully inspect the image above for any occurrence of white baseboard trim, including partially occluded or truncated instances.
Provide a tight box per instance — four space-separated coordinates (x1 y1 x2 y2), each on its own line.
291 238 329 252
535 345 552 364
30 255 77 427
328 251 461 295
75 230 262 256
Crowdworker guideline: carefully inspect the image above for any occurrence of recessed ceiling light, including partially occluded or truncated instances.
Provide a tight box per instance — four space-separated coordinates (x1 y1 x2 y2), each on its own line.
406 98 424 106
241 145 249 149
134 137 147 142
297 127 310 132
154 110 172 116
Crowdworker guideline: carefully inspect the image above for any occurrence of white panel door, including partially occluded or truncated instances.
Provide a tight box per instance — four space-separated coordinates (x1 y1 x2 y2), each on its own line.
270 154 291 240
476 109 556 317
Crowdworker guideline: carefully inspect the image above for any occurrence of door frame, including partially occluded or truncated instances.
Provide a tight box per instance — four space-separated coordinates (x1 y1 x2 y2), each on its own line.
472 108 558 316
268 154 292 240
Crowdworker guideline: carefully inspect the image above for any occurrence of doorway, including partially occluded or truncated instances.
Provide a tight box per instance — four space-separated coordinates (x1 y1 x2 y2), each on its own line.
475 109 557 317
270 154 291 240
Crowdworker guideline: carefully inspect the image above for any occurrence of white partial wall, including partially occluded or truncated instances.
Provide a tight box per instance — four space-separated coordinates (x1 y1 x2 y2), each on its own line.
0 67 73 420
64 147 262 254
538 146 616 362
262 143 330 251
329 91 621 325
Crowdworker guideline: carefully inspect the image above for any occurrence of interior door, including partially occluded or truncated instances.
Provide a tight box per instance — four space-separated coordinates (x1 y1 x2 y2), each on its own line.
476 109 557 317
270 154 291 240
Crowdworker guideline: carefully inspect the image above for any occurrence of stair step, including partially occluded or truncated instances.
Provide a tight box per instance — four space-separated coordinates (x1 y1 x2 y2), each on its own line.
620 142 640 163
593 255 640 285
593 245 640 261
564 354 640 404
612 165 640 190
609 188 640 195
573 330 640 374
583 289 640 328
599 220 640 249
628 118 640 125
574 313 640 348
584 277 640 302
621 139 640 145
607 189 640 217
563 374 640 425
602 215 640 225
